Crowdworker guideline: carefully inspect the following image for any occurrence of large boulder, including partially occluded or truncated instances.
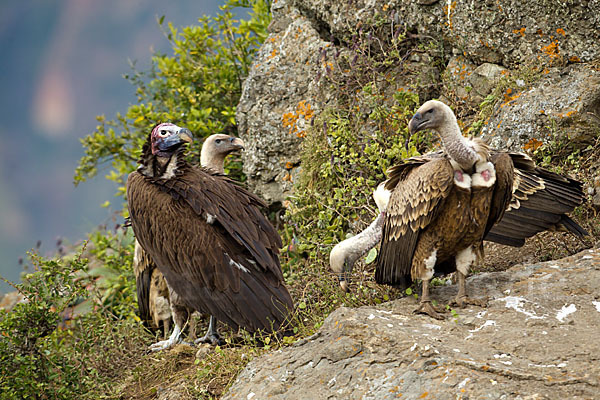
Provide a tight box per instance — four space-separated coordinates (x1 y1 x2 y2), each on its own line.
481 64 600 151
224 248 600 399
236 0 331 204
237 0 600 203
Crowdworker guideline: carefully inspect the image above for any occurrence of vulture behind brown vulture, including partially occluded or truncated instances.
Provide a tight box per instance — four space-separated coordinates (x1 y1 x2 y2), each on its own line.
331 100 586 319
128 123 293 347
133 133 245 348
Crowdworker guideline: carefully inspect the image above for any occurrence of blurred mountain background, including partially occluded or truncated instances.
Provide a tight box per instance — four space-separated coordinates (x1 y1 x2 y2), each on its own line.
0 0 221 294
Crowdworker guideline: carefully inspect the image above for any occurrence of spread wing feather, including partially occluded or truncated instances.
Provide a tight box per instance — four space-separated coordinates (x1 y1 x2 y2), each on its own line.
376 157 454 288
484 152 514 238
127 168 292 333
485 152 587 246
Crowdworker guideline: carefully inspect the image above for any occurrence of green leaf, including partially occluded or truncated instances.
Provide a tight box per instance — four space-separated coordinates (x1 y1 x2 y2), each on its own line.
364 248 377 264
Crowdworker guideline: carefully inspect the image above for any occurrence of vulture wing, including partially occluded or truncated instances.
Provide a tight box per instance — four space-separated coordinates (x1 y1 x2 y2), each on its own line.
376 157 454 288
133 241 153 326
484 152 587 247
483 152 514 238
127 167 292 333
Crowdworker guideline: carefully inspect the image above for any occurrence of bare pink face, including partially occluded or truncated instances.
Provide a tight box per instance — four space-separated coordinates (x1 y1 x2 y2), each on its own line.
150 123 193 156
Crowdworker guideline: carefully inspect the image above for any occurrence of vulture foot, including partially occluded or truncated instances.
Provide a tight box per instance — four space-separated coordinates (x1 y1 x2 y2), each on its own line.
194 332 225 346
148 337 181 352
414 301 445 320
451 295 487 308
148 324 183 352
193 315 224 346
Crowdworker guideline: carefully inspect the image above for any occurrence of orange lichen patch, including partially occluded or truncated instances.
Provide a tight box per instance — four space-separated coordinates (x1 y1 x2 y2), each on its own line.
269 48 278 60
524 138 543 152
564 110 577 117
541 41 560 59
556 28 566 36
282 100 314 138
569 55 581 63
282 172 293 182
419 392 429 398
513 27 526 37
500 69 510 76
285 161 294 169
382 3 389 11
479 38 491 48
539 109 545 114
536 28 543 35
501 88 522 106
442 1 457 29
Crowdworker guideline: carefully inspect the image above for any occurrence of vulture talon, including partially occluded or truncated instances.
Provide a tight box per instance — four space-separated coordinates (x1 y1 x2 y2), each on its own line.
414 301 445 320
194 333 225 346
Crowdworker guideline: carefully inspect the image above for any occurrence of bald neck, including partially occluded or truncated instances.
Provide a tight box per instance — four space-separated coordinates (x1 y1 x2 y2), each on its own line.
200 149 227 173
435 116 480 171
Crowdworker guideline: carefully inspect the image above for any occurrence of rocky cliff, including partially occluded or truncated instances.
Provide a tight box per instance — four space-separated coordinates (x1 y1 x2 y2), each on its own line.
226 0 600 398
225 247 600 399
237 0 600 205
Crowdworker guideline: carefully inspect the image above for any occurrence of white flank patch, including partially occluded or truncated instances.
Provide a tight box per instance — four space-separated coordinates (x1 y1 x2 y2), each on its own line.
423 249 437 280
455 247 476 275
472 161 496 188
368 314 376 320
457 378 470 389
226 254 249 273
205 213 216 224
498 296 546 319
593 301 600 312
373 182 391 212
582 255 593 259
556 304 577 322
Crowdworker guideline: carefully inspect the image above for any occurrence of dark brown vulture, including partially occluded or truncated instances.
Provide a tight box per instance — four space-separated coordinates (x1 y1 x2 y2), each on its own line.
331 100 586 319
133 133 245 347
128 123 292 349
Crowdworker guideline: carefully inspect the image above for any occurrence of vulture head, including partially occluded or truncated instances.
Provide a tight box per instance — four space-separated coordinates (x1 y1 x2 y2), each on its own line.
408 100 457 136
201 134 245 173
150 123 193 157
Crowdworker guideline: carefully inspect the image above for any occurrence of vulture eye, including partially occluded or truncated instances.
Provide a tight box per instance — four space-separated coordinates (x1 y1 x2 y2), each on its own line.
425 109 434 114
160 130 167 136
215 139 222 144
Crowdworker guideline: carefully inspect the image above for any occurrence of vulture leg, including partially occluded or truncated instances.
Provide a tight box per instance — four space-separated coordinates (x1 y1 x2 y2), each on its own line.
414 279 445 320
451 246 487 308
149 282 191 351
149 322 183 352
194 315 225 345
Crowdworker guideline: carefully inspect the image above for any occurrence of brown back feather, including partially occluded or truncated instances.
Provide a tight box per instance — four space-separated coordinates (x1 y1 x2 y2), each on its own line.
376 157 454 287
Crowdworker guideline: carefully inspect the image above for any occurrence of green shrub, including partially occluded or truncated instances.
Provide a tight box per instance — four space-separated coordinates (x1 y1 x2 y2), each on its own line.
74 0 272 202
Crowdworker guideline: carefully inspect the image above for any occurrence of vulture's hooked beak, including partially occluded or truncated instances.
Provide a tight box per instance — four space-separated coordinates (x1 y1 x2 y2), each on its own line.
231 137 245 150
178 128 194 144
408 111 427 135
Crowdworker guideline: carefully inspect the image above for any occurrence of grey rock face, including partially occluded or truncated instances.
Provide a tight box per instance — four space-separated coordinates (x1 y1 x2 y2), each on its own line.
236 0 331 204
481 64 600 151
238 0 600 202
224 248 600 399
